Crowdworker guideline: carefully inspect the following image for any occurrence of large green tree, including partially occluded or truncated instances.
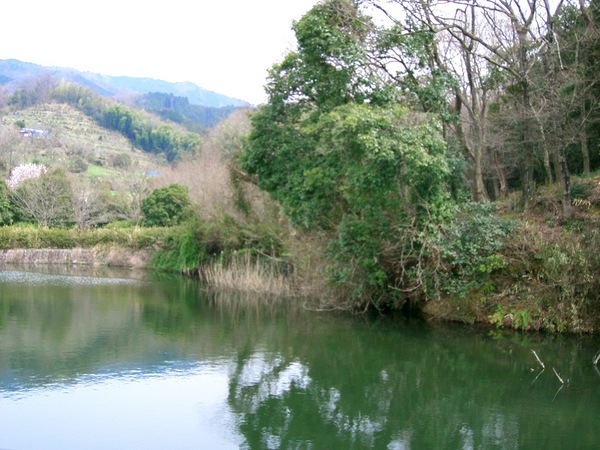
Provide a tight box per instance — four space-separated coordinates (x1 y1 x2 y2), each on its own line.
141 184 193 227
242 0 455 308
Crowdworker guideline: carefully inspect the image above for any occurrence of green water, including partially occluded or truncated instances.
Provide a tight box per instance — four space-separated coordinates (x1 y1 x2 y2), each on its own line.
0 267 599 449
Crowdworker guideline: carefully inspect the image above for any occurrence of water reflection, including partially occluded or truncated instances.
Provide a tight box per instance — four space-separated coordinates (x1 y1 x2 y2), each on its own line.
0 269 599 449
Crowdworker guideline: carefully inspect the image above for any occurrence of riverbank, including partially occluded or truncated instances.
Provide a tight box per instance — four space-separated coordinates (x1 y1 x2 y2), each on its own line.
0 248 150 268
1 172 599 335
421 176 600 333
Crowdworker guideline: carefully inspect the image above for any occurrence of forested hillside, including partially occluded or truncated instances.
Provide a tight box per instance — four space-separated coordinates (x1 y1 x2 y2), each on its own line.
239 0 600 331
8 80 202 162
134 92 245 131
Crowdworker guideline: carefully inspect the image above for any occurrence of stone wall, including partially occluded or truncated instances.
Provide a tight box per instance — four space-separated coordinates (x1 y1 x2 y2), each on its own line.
0 248 150 268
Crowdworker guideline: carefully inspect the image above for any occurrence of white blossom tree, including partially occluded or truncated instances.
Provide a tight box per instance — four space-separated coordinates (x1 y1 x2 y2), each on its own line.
6 163 47 190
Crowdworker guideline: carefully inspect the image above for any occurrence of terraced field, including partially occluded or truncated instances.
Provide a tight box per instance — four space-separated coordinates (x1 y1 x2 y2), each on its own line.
0 103 167 179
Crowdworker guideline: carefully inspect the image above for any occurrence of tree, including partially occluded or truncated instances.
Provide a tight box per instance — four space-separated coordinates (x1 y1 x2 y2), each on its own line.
242 0 455 308
12 168 74 228
369 0 600 216
0 181 16 225
141 184 193 227
0 127 19 175
107 163 152 224
6 163 47 190
70 178 113 229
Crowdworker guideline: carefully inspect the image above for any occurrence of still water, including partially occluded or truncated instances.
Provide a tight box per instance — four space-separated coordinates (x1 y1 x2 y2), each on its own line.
1 267 600 449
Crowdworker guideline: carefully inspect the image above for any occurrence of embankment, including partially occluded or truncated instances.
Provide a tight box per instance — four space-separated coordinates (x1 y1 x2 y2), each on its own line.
0 248 150 268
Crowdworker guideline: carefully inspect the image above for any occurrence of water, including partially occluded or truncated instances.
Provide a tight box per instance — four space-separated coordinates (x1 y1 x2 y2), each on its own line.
1 267 600 449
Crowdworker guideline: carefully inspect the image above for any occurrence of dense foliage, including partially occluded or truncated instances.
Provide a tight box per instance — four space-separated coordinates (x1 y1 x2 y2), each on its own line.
141 184 193 227
0 181 15 226
135 92 242 131
242 0 600 323
243 0 457 308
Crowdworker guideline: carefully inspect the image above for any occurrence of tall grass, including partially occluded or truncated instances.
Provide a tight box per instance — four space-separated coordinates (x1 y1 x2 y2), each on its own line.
203 253 295 297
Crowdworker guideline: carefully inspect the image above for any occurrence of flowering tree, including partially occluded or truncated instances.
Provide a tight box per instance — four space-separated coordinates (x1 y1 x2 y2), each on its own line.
6 163 47 190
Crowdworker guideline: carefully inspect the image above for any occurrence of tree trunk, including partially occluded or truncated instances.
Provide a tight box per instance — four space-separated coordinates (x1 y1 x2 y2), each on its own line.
493 150 508 198
473 145 488 202
558 146 572 220
552 147 562 184
581 126 590 174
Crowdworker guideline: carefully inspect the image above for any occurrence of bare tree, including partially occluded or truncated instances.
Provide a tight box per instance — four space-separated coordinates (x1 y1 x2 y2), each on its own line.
70 177 114 228
12 169 74 228
107 163 153 224
369 0 599 216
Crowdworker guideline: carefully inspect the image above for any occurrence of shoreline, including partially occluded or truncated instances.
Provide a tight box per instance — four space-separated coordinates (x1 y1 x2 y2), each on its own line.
0 248 150 268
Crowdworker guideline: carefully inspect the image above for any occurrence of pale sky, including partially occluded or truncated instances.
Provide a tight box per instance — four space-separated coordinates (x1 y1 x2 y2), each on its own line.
0 0 321 105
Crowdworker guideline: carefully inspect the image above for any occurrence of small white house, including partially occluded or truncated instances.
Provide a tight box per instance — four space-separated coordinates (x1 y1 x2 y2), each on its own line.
20 128 49 138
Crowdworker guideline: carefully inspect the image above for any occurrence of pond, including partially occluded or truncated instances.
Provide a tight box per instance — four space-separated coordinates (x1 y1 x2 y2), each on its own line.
1 267 599 449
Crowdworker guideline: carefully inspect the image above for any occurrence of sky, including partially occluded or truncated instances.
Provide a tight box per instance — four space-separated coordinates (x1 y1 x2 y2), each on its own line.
0 0 321 105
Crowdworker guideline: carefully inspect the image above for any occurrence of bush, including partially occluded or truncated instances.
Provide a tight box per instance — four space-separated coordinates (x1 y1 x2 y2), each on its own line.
141 184 193 227
0 181 16 225
433 202 515 298
68 157 89 174
111 153 131 169
0 224 169 250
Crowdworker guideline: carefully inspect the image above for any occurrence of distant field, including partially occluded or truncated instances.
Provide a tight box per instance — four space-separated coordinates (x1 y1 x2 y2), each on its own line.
0 103 167 180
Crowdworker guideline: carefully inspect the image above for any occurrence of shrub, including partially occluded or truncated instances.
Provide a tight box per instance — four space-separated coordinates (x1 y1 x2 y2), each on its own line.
433 202 515 298
68 157 89 173
0 181 16 225
141 184 193 227
111 153 131 169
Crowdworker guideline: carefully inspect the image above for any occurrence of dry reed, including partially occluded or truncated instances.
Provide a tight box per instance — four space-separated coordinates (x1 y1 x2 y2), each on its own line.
203 254 295 297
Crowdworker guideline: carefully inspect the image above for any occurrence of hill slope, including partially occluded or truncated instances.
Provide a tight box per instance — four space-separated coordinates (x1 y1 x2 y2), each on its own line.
0 103 166 179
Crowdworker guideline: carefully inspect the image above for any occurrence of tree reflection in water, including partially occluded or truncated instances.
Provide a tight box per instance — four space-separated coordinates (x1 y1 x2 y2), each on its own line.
1 272 599 449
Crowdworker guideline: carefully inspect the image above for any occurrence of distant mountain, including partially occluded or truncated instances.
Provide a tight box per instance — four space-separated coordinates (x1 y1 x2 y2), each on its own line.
0 59 249 108
134 92 244 131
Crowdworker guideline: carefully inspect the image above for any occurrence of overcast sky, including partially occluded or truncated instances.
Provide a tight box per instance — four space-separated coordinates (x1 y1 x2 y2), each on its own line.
0 0 321 105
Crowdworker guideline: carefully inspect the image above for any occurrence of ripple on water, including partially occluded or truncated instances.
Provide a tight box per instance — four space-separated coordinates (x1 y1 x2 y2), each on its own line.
0 270 144 287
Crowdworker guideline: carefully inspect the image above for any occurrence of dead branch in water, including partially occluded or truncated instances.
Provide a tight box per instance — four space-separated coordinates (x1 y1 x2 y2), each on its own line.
552 367 565 384
531 349 545 369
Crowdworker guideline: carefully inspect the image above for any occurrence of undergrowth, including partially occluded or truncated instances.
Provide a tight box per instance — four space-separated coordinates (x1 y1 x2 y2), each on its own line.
424 174 600 333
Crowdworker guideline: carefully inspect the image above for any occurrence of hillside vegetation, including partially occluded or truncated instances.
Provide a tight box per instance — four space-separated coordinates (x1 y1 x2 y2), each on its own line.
0 103 165 175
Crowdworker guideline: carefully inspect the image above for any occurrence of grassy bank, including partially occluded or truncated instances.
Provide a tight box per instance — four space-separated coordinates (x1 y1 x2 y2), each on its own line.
423 174 600 333
0 223 169 250
0 218 294 295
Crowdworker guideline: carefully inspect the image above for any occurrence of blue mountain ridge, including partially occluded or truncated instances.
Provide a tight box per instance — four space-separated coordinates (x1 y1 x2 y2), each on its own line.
0 58 249 108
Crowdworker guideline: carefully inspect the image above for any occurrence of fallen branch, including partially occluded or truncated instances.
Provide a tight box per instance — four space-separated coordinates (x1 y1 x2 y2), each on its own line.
593 350 600 366
532 349 545 369
552 367 565 384
531 368 545 386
